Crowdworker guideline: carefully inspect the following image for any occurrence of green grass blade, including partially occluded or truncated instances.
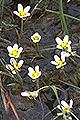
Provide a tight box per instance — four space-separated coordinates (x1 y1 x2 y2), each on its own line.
58 0 69 35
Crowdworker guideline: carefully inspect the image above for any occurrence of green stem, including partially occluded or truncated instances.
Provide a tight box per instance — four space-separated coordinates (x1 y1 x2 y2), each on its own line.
36 79 39 89
16 71 23 84
36 8 80 22
71 112 79 120
37 86 49 92
35 43 41 56
50 85 67 120
58 0 69 35
45 9 80 22
1 0 4 20
52 115 59 120
21 18 24 38
24 0 43 24
51 85 60 105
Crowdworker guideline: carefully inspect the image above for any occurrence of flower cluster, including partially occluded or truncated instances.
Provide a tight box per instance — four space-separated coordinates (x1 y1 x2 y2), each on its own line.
51 35 75 69
6 44 24 74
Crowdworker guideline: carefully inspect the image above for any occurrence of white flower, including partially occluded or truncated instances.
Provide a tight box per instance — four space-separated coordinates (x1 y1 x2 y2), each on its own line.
21 90 39 99
31 32 41 43
56 35 71 50
13 4 30 19
51 54 66 69
7 44 23 58
6 58 24 74
57 99 73 115
28 65 41 80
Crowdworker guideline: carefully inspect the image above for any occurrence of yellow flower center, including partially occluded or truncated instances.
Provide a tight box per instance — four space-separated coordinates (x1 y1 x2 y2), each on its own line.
19 10 26 16
60 40 68 49
33 36 39 41
32 71 39 78
13 63 20 70
57 60 63 66
27 92 34 99
11 50 19 57
63 106 71 113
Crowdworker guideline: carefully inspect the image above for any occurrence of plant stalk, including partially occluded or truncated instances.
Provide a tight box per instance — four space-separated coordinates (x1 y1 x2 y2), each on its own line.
58 0 69 35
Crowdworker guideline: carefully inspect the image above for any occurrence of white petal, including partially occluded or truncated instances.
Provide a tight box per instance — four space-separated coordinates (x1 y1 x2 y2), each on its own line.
54 55 60 62
18 60 24 68
18 47 23 53
56 37 62 44
67 45 71 52
31 36 34 41
6 64 16 74
13 44 18 50
25 13 30 17
34 32 41 39
68 116 72 120
57 113 63 116
28 73 33 78
8 54 15 58
32 39 40 43
63 62 66 66
6 64 11 70
28 67 34 73
38 71 41 77
61 100 69 107
71 51 76 56
61 54 66 62
10 58 16 65
7 46 12 53
68 41 72 45
6 65 9 70
69 99 73 108
51 61 57 65
13 11 20 17
35 65 39 72
21 91 29 96
65 52 70 57
6 64 14 71
18 4 23 12
67 0 71 3
24 6 30 13
63 35 69 43
34 32 40 36
61 51 70 57
57 105 61 110
61 51 66 55
56 45 63 49
12 70 16 74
